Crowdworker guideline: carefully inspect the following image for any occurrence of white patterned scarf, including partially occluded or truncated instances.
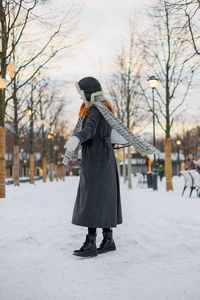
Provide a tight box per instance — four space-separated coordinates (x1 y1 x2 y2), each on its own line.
62 95 160 167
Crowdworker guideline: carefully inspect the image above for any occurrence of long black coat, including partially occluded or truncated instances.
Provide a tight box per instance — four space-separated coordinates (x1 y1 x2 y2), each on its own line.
72 106 123 228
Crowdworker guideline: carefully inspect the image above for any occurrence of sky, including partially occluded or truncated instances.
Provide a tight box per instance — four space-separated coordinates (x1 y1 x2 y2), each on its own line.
47 0 150 127
56 0 148 79
43 0 199 135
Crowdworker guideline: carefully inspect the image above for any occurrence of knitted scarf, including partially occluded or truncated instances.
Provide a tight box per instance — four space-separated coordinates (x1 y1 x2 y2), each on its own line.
62 96 160 167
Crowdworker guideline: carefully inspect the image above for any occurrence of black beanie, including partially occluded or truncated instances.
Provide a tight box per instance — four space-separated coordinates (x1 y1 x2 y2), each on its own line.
77 77 102 101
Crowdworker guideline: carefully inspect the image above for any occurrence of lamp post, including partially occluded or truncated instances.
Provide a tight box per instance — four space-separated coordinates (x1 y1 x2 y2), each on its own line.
48 133 54 181
41 119 47 182
20 148 24 177
24 159 27 177
26 106 34 183
148 76 159 190
0 74 6 197
7 64 16 74
53 144 59 181
176 139 181 176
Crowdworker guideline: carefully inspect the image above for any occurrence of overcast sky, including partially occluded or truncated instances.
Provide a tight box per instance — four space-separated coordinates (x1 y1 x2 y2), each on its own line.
45 0 199 135
47 0 151 128
55 0 149 79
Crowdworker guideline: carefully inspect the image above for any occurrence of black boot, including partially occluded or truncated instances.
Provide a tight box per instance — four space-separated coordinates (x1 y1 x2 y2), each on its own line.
97 230 116 254
73 234 98 257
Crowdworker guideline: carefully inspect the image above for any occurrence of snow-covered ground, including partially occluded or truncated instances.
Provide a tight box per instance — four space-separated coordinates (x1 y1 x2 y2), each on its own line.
0 176 200 300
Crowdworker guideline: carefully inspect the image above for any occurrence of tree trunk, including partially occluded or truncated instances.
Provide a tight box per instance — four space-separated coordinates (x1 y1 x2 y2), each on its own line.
56 164 59 181
42 156 47 182
164 139 173 191
49 162 54 182
123 148 126 183
13 145 19 186
29 153 35 184
0 127 6 198
21 166 24 177
127 147 132 189
59 165 62 180
60 165 64 181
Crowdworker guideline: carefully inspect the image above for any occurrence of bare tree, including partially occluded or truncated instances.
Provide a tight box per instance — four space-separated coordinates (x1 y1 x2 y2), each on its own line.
106 21 149 188
167 0 200 55
36 78 67 182
0 0 82 196
140 0 198 190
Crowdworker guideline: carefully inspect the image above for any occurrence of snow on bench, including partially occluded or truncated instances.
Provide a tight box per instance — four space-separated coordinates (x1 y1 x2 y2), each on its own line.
180 170 200 198
136 172 147 188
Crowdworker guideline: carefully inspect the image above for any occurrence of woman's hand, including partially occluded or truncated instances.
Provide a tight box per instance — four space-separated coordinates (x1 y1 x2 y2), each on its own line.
64 136 80 152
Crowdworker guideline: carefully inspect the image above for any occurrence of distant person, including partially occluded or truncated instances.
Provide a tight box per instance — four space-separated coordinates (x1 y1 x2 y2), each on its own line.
186 154 196 170
158 162 164 181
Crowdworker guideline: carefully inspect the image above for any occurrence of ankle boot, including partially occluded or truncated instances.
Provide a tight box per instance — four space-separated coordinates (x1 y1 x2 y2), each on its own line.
97 230 116 254
73 234 98 257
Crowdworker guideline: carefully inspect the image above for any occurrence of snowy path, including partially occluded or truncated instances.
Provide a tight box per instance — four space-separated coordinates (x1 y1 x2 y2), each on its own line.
0 176 200 300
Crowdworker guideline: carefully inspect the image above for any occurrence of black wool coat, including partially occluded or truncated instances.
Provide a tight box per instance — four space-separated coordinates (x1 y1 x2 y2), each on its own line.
72 106 123 228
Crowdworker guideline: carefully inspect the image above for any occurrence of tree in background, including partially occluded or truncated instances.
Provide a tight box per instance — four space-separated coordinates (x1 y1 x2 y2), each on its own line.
140 0 198 190
0 0 82 196
176 125 200 160
36 78 67 182
106 21 149 188
168 0 200 56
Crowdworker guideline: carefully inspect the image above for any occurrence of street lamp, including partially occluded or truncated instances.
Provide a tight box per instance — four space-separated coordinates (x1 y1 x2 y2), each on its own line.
7 64 16 74
20 148 25 177
53 145 59 151
48 133 54 140
26 108 34 116
0 75 6 89
148 76 159 190
26 106 35 184
48 133 54 181
26 107 34 153
48 133 54 159
176 139 181 176
148 76 159 89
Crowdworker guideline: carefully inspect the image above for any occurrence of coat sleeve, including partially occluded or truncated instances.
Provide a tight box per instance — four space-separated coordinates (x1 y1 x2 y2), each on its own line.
74 106 101 144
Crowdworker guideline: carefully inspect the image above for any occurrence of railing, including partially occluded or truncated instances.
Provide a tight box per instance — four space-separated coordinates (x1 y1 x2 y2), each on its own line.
5 176 42 185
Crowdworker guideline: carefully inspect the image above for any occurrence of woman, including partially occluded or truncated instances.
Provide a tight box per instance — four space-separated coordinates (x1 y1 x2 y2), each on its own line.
65 77 123 258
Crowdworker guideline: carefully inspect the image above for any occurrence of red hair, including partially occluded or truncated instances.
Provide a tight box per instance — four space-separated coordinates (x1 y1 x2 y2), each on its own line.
79 100 114 120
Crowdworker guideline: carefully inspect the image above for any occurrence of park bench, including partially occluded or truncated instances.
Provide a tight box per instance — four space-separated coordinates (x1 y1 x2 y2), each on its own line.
181 170 200 197
136 172 147 188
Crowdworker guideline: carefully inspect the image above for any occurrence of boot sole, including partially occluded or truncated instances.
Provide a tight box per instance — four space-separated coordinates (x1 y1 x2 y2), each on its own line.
97 246 116 254
73 252 98 258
